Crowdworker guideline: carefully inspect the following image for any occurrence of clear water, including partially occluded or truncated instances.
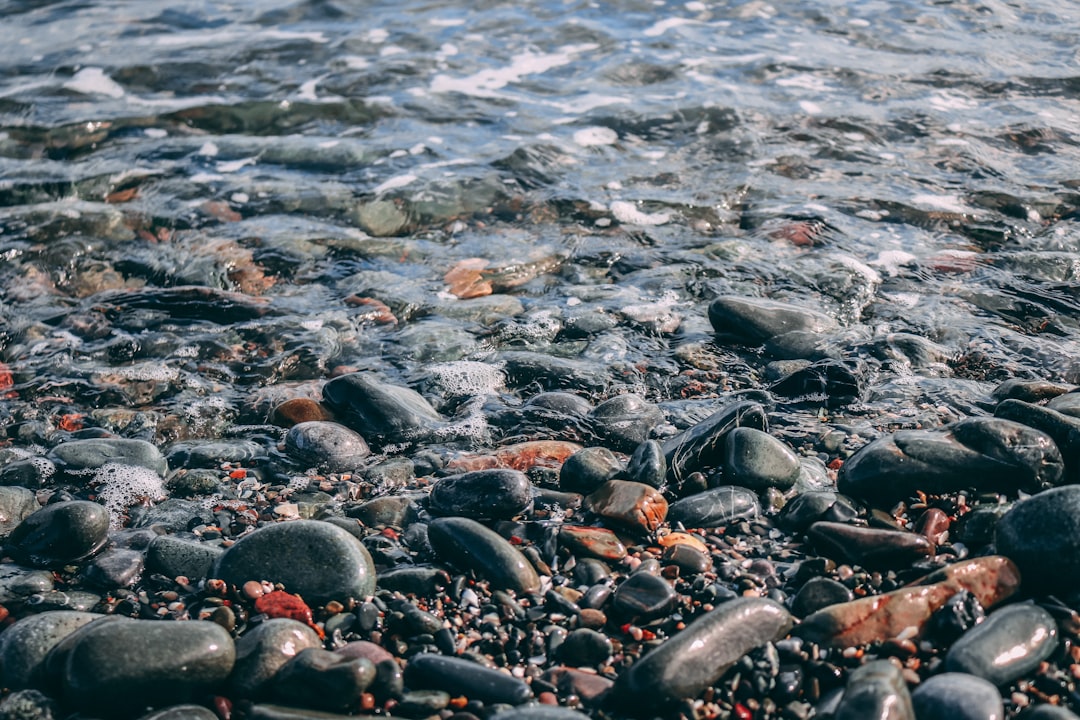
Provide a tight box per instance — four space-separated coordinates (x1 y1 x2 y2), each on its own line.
2 0 1080 443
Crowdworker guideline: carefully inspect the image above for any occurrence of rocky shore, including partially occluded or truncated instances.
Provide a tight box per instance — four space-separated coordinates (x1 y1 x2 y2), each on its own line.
1 291 1080 720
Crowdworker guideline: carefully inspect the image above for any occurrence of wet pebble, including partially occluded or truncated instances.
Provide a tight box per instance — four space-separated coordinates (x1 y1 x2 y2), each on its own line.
996 485 1080 595
584 480 667 535
271 647 376 713
48 438 167 479
489 706 592 720
790 576 854 618
230 618 323 698
429 469 532 520
59 618 235 715
321 372 444 447
0 611 99 690
723 427 801 491
558 628 612 668
560 447 624 494
0 564 55 604
404 653 533 705
666 485 760 528
909 672 1003 720
145 535 223 580
945 603 1058 686
611 572 677 623
589 394 663 452
625 440 666 488
284 421 370 472
0 486 40 538
428 516 541 594
616 597 793 712
661 401 767 483
6 500 110 568
213 519 376 605
559 525 627 562
833 659 914 720
807 521 935 570
777 491 860 533
708 295 838 345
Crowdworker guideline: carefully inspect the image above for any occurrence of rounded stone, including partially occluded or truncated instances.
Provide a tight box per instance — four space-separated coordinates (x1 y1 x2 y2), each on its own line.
489 707 592 720
589 394 663 452
611 572 677 623
560 447 624 494
49 438 167 479
0 610 99 690
996 486 1080 595
708 295 837 344
271 647 376 712
429 469 532 520
284 421 370 472
213 520 376 605
558 628 612 668
427 516 540 595
146 535 224 581
0 486 40 538
136 706 219 720
230 618 323 698
723 427 801 491
6 501 110 567
667 486 760 528
945 604 1058 686
909 672 1003 720
626 440 666 489
790 576 854 618
616 597 793 711
404 653 532 706
833 659 914 720
60 618 235 716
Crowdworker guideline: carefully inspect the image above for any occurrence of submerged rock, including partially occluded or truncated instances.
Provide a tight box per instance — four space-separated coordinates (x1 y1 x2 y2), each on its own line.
321 372 444 447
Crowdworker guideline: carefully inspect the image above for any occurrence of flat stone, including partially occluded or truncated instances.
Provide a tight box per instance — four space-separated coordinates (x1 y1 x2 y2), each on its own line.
778 491 860 533
213 520 376 606
946 603 1058 686
838 417 1063 507
166 440 266 469
6 500 110 568
146 535 224 580
428 516 541 594
661 401 768 483
833 659 914 720
489 707 592 720
271 647 376 712
59 618 235 716
321 372 444 447
996 486 1080 595
560 447 624 494
346 494 421 527
429 469 532 520
541 666 613 707
404 653 533 705
0 610 99 690
661 543 712 574
558 526 627 562
795 556 1021 648
270 398 336 427
284 421 370 472
611 572 677 623
723 428 801 491
807 521 935 570
708 295 837 344
230 618 323 698
49 438 167 479
910 672 1003 720
616 597 793 711
585 480 667 535
83 547 145 588
667 486 760 529
0 564 55 604
769 359 864 408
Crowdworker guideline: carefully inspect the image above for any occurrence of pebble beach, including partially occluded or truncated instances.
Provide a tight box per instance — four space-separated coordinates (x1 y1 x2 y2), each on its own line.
3 1 1080 719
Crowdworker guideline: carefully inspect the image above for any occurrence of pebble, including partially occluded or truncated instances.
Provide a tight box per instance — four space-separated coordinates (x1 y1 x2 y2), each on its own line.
707 295 838 345
284 421 371 471
271 647 376 713
666 485 760 528
833 659 914 720
136 706 219 720
661 401 767 483
321 372 444 446
558 525 627 561
611 572 677 623
770 358 864 407
428 516 541 594
0 486 40 538
560 447 624 494
5 500 110 567
723 427 801 491
404 653 533 705
945 603 1058 686
1024 707 1080 720
48 438 168 479
790 576 854 618
429 469 533 520
558 628 612 667
616 597 793 711
797 556 1021 647
996 485 1080 595
213 519 377 605
230 618 323 698
778 491 860 533
489 707 592 720
0 564 55 604
588 394 663 452
0 611 99 690
145 535 224 580
807 521 935 570
838 417 1063 506
625 440 666 489
909 672 1003 720
58 618 235 715
584 480 667 535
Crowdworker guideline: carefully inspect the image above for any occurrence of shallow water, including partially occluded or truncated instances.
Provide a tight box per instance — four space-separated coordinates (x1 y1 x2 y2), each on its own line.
2 0 1080 442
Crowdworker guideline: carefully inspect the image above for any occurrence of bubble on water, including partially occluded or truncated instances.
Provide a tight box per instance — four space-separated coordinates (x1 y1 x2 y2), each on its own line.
93 462 167 529
115 363 179 382
29 457 55 482
428 361 505 397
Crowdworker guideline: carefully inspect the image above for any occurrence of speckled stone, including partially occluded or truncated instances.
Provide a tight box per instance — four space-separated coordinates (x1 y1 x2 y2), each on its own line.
0 486 40 539
0 611 99 690
429 468 532 520
284 421 370 472
6 501 110 568
667 485 760 528
584 480 667 535
49 438 167 479
145 535 224 580
271 647 376 712
213 520 376 605
230 618 323 698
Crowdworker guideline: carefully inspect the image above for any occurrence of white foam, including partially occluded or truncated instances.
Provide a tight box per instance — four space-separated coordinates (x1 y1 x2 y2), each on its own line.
373 173 418 194
870 250 917 276
144 128 167 139
429 361 506 397
644 17 695 36
217 157 257 173
911 194 973 214
431 44 597 99
63 68 124 98
573 127 618 147
94 463 167 529
115 363 179 382
197 142 219 157
610 200 671 226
